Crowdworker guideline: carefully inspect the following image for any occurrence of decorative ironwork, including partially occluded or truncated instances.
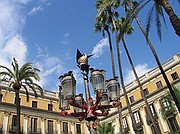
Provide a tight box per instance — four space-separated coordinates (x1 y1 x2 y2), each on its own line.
59 49 121 134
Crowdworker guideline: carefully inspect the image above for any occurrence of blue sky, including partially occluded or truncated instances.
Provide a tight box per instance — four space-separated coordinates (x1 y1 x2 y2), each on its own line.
0 0 179 95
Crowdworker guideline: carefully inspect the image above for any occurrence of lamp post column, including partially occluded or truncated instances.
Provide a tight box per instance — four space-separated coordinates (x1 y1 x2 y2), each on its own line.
81 64 91 104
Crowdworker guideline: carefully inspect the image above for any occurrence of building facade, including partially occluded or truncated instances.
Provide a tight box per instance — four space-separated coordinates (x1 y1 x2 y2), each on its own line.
0 83 87 134
99 53 180 134
0 53 180 134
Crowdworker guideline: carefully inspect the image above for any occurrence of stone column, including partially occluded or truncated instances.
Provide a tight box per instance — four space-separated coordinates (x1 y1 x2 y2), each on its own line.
114 117 120 134
3 111 10 134
84 121 90 134
41 117 46 134
23 115 29 134
127 114 135 134
140 107 151 134
57 120 61 134
154 100 169 133
71 122 75 134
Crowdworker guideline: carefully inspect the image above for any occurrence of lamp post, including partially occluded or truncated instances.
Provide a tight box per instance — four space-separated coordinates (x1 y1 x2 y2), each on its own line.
59 49 121 134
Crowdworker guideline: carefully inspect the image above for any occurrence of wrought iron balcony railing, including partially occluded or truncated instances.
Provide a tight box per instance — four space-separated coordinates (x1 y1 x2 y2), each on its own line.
46 129 58 134
8 125 23 134
28 127 41 134
61 131 72 134
0 124 3 134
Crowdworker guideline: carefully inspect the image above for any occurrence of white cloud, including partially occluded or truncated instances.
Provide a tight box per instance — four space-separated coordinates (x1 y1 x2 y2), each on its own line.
0 1 25 45
92 38 109 58
33 46 65 90
0 1 26 67
124 64 152 85
2 35 27 66
28 6 44 16
0 0 55 91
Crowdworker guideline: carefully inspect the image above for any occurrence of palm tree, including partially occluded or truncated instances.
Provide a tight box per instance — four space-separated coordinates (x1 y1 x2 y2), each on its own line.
94 8 122 133
0 58 43 134
124 0 180 113
145 0 180 37
145 1 167 40
97 123 114 134
117 16 162 134
96 0 138 133
94 16 116 78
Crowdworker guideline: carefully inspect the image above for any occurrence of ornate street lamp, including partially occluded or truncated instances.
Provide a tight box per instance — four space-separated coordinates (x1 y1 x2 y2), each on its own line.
59 71 76 99
59 49 121 134
106 78 120 101
90 69 106 94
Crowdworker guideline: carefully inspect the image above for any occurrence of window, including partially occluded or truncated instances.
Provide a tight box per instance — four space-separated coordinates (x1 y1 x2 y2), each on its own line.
0 89 2 102
161 99 170 110
146 104 156 116
30 118 37 132
143 88 149 96
149 104 156 116
167 117 179 132
62 122 68 133
48 104 53 111
156 81 163 89
171 72 179 81
76 124 81 134
122 117 128 129
48 120 53 133
119 102 122 108
32 101 37 108
129 96 135 103
133 111 141 123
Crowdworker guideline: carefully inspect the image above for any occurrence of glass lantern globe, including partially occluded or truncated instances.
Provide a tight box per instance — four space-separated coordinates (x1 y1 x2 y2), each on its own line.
90 69 106 94
74 94 84 113
106 79 120 101
59 94 70 110
100 93 109 105
59 71 76 99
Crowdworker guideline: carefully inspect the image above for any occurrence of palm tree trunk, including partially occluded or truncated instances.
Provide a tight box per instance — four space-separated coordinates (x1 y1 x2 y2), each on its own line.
159 0 180 36
116 34 138 133
108 9 137 133
15 90 20 134
106 28 123 133
106 29 116 78
134 15 180 113
122 37 162 134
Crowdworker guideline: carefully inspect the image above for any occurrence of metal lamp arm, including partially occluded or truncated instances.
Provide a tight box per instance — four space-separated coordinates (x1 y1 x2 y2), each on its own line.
67 98 88 110
96 101 121 110
92 92 103 111
95 110 109 116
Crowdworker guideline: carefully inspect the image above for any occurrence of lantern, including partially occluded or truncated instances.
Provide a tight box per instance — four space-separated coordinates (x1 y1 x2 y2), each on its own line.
59 88 70 110
100 93 109 105
90 69 106 93
59 71 76 99
106 79 120 101
74 94 84 113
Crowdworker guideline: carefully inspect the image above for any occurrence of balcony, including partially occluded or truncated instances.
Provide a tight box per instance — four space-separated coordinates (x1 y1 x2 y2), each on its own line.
133 121 143 131
8 125 23 134
0 124 3 134
146 114 158 125
61 131 72 134
28 128 41 134
123 127 129 133
46 129 58 134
